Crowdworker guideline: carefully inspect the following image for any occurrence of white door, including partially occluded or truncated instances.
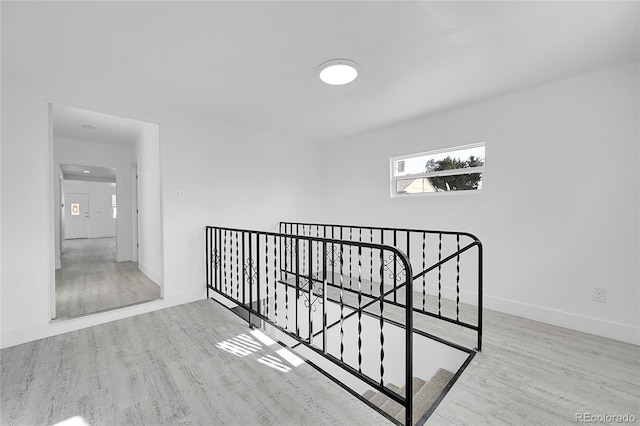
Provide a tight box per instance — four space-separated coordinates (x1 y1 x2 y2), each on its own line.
65 193 89 239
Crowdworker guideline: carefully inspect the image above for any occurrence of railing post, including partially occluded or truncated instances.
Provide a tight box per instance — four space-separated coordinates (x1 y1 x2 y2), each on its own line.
295 236 300 336
477 242 483 352
248 232 252 326
322 240 327 353
405 255 413 426
393 230 397 304
308 238 313 345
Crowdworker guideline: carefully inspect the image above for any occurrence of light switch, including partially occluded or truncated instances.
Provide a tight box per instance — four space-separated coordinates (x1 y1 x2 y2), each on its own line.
174 187 182 198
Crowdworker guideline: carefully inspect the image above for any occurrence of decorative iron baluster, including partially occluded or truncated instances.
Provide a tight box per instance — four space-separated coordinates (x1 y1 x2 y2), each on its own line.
283 235 288 281
331 227 335 287
230 231 234 298
370 229 374 294
438 233 442 316
456 234 460 321
393 230 397 303
339 242 345 362
241 232 246 307
265 235 270 318
302 225 306 276
223 230 227 295
231 232 234 299
422 232 426 311
349 228 353 289
316 227 320 284
211 238 221 291
217 229 222 292
236 231 239 300
379 248 385 386
273 234 278 324
357 244 362 373
247 234 251 323
290 234 295 288
285 238 289 330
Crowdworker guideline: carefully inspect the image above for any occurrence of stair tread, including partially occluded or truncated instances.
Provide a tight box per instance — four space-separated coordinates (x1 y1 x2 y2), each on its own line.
380 398 403 417
394 369 455 425
362 389 376 401
398 376 427 397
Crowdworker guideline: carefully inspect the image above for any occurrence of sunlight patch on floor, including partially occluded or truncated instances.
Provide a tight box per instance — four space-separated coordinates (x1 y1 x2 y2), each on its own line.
54 416 90 426
215 329 304 373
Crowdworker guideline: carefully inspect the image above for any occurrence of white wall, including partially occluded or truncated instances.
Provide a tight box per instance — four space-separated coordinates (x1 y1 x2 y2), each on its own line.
312 62 640 345
1 79 315 348
54 137 132 263
133 122 163 285
63 180 117 239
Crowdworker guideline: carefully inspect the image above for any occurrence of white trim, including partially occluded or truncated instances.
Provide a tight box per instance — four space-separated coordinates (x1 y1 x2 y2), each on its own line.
484 295 640 346
1 289 205 349
392 141 486 162
48 102 57 320
138 261 163 287
406 282 637 345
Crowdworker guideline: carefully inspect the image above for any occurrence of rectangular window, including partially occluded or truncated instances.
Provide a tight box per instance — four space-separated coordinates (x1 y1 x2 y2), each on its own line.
391 142 485 197
112 194 117 219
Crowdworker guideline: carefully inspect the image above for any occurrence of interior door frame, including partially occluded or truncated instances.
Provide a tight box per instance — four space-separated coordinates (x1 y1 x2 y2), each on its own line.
48 100 165 322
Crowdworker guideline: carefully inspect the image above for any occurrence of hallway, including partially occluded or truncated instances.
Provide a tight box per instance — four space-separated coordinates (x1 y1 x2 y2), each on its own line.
55 238 161 319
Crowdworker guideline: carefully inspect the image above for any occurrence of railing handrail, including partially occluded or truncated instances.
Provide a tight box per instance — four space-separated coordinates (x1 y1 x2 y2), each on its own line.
207 225 419 256
279 221 481 243
206 225 414 425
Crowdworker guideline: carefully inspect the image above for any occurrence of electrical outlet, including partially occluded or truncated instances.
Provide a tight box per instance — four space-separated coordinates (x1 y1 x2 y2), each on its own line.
593 287 607 303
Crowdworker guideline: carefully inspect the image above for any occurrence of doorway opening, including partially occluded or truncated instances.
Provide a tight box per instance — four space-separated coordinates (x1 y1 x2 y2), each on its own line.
51 103 163 320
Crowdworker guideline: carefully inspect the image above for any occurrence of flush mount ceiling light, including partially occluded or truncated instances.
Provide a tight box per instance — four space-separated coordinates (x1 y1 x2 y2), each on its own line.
83 170 91 173
317 59 359 86
81 124 97 130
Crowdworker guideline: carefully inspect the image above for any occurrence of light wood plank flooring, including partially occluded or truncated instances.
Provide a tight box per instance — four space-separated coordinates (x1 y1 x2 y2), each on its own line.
1 299 388 426
55 238 161 319
2 298 638 425
432 310 639 425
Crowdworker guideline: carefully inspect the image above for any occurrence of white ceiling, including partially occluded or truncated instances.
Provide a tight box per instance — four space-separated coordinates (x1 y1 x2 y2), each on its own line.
4 1 639 142
60 164 116 183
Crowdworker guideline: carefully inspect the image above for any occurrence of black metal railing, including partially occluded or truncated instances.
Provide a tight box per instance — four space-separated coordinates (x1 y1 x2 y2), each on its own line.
279 222 483 352
206 226 414 425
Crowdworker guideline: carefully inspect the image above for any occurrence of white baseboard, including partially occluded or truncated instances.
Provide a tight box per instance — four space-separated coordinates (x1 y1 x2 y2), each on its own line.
138 262 162 286
418 283 638 345
484 295 640 346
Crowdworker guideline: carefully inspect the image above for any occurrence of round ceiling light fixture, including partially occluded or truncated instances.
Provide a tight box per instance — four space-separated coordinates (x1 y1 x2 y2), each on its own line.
317 59 359 86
